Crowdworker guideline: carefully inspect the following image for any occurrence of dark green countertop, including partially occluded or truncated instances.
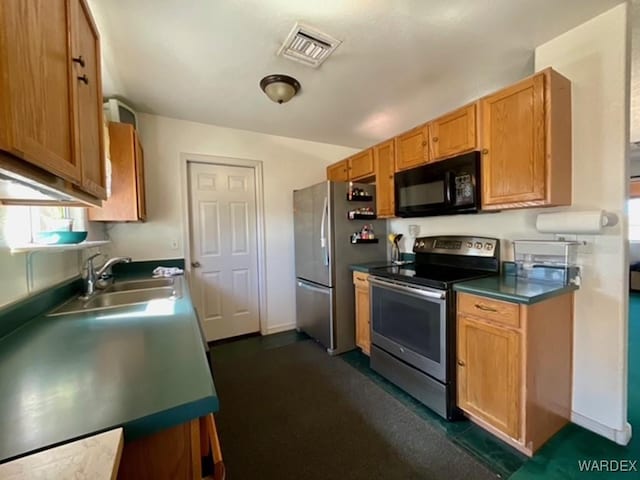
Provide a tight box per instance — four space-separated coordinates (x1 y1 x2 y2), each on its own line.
350 261 404 273
453 275 578 305
0 274 217 463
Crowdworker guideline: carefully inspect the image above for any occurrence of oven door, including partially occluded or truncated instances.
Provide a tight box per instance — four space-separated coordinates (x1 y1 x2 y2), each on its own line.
369 276 447 382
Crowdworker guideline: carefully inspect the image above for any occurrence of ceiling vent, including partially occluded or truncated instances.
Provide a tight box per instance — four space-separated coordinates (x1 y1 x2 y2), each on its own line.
277 22 341 68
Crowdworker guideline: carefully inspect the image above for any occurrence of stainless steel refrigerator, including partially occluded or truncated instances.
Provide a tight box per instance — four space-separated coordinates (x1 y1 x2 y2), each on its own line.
293 181 387 354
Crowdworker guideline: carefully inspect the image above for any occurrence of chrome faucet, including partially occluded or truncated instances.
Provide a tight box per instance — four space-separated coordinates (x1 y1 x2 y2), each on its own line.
82 254 132 298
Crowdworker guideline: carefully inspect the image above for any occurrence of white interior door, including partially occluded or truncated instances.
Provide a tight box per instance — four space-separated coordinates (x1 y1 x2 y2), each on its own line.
188 162 260 341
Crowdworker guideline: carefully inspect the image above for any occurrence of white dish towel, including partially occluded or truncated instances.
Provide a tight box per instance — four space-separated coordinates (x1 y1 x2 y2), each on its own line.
152 266 184 278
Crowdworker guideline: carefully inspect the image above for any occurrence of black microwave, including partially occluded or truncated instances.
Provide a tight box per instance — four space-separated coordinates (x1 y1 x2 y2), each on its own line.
394 151 481 218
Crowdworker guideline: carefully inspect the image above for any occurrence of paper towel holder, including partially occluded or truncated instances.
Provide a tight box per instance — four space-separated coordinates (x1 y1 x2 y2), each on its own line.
535 210 618 235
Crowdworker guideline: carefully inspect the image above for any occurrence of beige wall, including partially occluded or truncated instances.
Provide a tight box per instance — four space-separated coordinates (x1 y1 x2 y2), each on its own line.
390 4 630 443
105 114 358 333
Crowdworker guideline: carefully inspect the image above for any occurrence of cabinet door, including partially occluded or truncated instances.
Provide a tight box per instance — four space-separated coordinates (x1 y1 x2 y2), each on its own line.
396 125 429 171
374 140 395 218
88 123 139 221
0 0 80 183
135 131 147 220
349 149 374 180
457 315 521 439
481 74 545 208
71 0 106 200
326 160 349 182
430 104 477 161
395 124 429 171
353 274 370 355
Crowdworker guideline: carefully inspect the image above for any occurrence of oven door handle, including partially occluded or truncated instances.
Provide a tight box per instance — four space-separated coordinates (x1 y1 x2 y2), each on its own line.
368 276 445 300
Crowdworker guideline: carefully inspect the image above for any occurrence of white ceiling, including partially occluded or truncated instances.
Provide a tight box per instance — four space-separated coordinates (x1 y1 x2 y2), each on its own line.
90 0 622 148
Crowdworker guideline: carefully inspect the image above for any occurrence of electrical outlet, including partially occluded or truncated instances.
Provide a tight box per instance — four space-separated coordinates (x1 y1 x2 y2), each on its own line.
170 239 179 250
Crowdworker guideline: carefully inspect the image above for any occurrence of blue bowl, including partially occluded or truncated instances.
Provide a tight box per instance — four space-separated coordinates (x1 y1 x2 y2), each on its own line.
34 231 88 245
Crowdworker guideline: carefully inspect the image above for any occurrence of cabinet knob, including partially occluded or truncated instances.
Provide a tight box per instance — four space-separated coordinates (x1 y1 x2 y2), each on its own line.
77 74 89 85
388 175 393 179
72 56 86 67
457 360 465 367
422 140 427 147
482 148 489 155
191 261 201 268
432 137 439 142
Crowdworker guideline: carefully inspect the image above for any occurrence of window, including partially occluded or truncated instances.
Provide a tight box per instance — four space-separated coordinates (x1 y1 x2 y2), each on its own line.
1 206 87 247
630 199 640 241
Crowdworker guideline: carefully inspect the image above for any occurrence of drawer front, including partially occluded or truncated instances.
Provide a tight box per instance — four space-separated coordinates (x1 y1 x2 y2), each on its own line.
457 293 520 328
353 271 369 285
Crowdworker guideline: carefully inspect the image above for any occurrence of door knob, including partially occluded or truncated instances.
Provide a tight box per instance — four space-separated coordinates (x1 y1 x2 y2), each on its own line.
191 261 201 268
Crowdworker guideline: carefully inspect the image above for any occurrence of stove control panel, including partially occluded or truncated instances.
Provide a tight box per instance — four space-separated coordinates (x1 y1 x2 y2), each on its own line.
413 235 499 258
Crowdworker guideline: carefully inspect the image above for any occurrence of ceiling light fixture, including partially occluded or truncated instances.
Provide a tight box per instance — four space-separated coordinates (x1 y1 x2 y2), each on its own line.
259 74 301 104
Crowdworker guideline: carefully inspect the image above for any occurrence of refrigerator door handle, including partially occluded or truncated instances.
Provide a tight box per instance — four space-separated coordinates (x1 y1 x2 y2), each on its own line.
297 280 329 294
320 196 329 266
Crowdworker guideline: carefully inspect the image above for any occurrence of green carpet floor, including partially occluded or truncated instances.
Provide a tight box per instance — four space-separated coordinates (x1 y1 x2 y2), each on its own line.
509 293 640 479
211 293 639 479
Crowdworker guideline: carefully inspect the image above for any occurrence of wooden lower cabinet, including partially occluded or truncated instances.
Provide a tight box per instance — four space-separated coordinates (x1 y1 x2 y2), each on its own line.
117 414 224 480
456 292 573 456
353 271 371 355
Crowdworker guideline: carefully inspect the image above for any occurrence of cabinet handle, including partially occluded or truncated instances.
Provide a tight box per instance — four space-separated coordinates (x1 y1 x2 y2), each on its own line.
356 277 367 283
457 360 465 367
482 148 489 155
474 303 498 313
432 137 439 142
72 56 86 67
77 74 89 85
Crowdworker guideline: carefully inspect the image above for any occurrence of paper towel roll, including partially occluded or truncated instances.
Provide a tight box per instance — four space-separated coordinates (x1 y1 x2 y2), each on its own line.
535 210 617 234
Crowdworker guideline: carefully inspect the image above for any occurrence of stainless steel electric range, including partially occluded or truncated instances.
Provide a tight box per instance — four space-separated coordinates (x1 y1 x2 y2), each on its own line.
368 235 500 420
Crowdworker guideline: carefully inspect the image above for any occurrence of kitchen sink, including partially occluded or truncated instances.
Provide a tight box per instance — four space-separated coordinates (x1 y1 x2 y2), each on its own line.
48 278 182 317
103 278 175 293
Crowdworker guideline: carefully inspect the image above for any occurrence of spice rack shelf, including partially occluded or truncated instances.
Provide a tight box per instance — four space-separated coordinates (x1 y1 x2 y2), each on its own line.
346 195 373 202
347 213 377 220
350 238 379 244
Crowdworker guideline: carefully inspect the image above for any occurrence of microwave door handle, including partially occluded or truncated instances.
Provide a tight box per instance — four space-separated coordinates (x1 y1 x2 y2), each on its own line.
444 171 452 205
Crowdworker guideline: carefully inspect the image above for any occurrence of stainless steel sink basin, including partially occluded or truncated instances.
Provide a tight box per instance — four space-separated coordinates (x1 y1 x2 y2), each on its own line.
48 278 182 317
103 278 175 293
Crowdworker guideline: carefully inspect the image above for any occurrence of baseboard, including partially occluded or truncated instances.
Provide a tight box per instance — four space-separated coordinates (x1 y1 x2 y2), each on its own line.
571 412 632 445
263 322 296 335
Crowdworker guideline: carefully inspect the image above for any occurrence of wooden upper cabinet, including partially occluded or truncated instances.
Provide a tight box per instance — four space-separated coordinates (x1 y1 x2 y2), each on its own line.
326 160 349 182
0 0 81 184
374 140 395 218
89 123 146 222
481 68 571 210
395 123 429 171
71 0 106 200
430 103 478 161
457 314 521 440
348 149 374 181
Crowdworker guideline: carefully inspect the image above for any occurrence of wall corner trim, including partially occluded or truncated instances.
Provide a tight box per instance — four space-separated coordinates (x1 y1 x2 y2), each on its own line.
571 411 632 445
